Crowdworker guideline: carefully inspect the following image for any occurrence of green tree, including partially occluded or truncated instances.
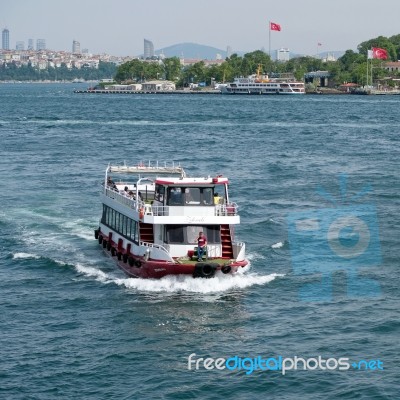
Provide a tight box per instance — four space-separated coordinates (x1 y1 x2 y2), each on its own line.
162 57 181 81
357 36 397 61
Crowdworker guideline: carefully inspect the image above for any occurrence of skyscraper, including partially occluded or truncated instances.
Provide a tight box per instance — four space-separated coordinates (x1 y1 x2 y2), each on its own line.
28 39 34 50
16 41 25 51
36 39 46 51
2 28 10 50
72 40 81 54
144 39 154 59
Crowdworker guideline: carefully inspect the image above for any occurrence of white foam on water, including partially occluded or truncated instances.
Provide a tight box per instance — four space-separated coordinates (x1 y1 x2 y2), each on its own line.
271 242 284 249
114 271 284 294
13 252 41 260
72 259 283 294
60 220 96 241
75 263 112 283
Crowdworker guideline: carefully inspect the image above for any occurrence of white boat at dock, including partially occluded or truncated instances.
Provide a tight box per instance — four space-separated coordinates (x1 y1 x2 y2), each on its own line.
220 66 305 95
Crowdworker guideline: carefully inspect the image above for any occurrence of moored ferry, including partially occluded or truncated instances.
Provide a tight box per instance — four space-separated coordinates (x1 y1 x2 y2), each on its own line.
94 163 248 279
220 67 305 95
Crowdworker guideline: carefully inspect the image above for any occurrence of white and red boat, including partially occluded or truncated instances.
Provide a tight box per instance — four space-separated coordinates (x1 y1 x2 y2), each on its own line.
94 163 248 278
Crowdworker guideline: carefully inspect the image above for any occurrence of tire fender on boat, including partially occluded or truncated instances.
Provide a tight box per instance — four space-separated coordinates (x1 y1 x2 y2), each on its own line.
117 252 122 261
94 229 99 239
123 254 128 263
193 263 217 279
128 257 135 267
111 247 116 256
98 235 103 244
221 265 232 274
102 240 107 248
135 260 142 268
107 242 112 251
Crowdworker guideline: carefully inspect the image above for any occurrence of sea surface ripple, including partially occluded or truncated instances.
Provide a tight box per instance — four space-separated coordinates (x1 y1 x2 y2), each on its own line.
0 84 399 399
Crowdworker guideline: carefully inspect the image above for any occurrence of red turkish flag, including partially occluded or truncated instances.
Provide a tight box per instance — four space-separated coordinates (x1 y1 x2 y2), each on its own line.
372 47 388 60
270 22 281 31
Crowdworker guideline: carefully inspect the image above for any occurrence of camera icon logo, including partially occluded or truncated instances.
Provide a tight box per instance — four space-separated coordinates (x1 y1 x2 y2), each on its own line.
287 175 381 301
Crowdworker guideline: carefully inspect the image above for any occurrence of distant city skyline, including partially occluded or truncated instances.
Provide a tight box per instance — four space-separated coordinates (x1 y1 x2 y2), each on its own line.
1 0 400 57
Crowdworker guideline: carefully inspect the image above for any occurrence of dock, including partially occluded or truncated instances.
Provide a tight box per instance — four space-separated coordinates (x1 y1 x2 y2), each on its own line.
73 89 221 95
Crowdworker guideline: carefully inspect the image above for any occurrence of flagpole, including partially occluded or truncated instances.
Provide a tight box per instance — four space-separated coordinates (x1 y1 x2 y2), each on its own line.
370 59 373 88
269 21 271 57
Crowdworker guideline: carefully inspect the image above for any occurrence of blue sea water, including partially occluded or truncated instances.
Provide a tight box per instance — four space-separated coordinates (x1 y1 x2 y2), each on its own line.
0 84 399 399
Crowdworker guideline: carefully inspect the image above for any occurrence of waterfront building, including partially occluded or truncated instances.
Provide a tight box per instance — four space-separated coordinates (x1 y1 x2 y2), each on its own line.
36 39 46 51
2 29 10 50
277 48 290 62
144 39 154 59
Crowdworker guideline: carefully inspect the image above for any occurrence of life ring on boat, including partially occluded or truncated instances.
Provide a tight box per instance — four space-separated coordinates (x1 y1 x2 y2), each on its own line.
102 240 107 248
221 265 232 274
123 254 128 263
128 257 135 267
139 208 145 219
98 235 103 244
193 263 217 279
94 229 99 239
107 242 112 251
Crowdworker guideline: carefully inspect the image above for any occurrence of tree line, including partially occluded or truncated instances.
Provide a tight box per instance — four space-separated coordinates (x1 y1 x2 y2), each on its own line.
115 34 400 87
1 34 399 85
0 61 117 81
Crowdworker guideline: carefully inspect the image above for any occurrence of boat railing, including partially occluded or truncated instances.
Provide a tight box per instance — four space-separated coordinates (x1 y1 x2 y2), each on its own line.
104 186 239 217
215 203 238 216
104 186 140 210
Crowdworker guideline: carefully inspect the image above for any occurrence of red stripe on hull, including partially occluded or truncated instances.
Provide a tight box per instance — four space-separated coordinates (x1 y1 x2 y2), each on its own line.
116 258 247 279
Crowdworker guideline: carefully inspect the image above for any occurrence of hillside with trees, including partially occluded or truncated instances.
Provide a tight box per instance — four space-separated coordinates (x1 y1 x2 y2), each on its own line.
114 34 400 88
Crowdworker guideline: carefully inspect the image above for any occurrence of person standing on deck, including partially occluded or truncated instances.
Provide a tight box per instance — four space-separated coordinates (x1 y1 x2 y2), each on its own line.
196 231 207 261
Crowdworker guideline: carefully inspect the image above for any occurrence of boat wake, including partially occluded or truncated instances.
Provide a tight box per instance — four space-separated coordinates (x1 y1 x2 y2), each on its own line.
13 252 42 260
74 261 284 294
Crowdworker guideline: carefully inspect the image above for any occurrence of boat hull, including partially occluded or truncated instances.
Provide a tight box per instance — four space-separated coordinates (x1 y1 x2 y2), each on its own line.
115 257 247 279
96 230 247 279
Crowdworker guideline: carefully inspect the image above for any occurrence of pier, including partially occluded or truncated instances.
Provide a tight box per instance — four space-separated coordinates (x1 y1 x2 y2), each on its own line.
73 89 221 95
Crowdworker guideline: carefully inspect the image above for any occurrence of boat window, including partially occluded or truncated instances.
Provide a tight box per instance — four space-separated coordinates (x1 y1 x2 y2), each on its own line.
166 226 184 243
165 225 221 244
101 205 139 243
187 225 203 244
205 226 221 243
167 187 215 206
167 187 183 205
202 188 213 205
184 188 200 205
155 184 165 202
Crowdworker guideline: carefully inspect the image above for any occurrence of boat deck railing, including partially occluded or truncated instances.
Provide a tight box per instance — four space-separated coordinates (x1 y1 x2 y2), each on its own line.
103 185 239 216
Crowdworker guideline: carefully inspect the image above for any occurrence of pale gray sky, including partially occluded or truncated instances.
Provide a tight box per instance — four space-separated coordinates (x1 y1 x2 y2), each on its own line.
1 0 399 56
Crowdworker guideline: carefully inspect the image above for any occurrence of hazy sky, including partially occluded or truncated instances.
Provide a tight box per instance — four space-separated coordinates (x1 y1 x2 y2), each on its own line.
1 0 399 57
